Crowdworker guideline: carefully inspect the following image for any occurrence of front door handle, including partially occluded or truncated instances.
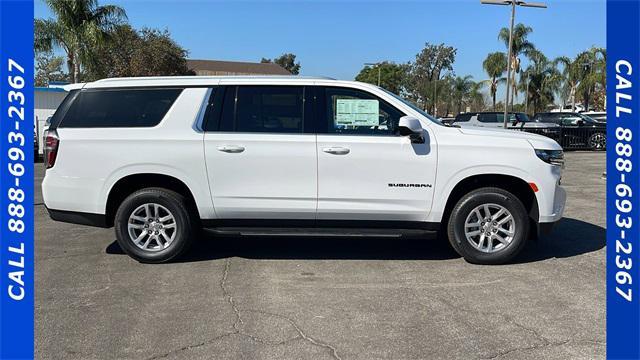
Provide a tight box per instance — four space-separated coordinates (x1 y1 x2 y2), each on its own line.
322 146 350 155
217 145 245 153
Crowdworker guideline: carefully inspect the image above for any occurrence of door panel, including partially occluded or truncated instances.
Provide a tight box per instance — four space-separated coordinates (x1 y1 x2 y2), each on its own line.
315 86 436 221
203 85 317 219
204 133 317 219
316 135 435 221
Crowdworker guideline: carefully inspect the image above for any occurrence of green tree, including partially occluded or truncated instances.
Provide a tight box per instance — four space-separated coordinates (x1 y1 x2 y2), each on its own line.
555 47 606 111
482 52 507 110
34 0 127 83
35 51 67 86
84 25 193 80
355 61 409 94
452 75 475 114
519 50 561 114
498 24 536 110
261 53 301 74
407 43 457 112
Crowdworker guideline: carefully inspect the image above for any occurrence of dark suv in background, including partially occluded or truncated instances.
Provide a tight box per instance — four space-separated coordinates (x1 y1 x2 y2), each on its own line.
532 112 606 150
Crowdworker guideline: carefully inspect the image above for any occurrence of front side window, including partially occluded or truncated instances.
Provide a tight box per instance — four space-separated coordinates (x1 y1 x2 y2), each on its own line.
324 87 404 136
60 88 183 128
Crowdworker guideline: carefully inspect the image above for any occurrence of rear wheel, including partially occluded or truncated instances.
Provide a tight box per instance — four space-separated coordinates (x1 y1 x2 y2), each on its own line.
588 132 606 150
447 187 529 264
114 188 195 263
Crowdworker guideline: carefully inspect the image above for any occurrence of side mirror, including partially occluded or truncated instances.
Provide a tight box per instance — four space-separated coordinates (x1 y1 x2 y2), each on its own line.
398 116 425 144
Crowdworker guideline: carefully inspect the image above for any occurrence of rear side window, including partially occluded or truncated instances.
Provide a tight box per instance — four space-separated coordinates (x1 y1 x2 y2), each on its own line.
60 88 183 128
455 113 472 122
478 113 499 123
48 90 80 129
218 86 305 133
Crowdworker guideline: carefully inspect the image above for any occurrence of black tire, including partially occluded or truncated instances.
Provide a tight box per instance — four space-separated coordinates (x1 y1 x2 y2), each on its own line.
588 132 606 151
114 188 196 263
447 187 529 265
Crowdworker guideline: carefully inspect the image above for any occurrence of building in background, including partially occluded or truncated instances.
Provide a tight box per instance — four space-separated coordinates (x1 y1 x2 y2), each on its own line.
35 82 68 155
187 59 291 76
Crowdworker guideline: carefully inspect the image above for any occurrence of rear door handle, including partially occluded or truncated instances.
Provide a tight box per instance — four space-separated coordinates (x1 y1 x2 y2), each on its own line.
217 145 245 153
322 147 350 155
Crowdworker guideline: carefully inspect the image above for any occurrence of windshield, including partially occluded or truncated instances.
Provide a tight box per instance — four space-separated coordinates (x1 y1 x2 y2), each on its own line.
578 113 597 123
517 113 530 122
378 87 443 126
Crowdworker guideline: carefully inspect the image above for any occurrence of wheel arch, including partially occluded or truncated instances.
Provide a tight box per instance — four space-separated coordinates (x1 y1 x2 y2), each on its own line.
438 173 539 236
105 173 201 227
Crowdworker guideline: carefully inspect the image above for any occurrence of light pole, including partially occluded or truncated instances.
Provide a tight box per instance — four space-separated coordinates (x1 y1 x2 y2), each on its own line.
481 0 547 128
524 71 530 115
364 62 382 87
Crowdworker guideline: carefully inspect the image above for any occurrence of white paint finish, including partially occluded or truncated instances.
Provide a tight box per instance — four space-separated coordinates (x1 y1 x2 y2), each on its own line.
316 133 436 221
43 76 566 228
42 88 216 218
204 133 317 219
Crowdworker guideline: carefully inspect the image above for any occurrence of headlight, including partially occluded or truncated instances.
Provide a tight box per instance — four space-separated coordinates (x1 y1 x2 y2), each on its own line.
535 149 564 167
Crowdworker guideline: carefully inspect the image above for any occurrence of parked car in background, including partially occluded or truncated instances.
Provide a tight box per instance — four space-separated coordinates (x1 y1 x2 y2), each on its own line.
582 111 606 123
439 117 456 126
532 112 606 150
453 112 557 130
452 112 561 141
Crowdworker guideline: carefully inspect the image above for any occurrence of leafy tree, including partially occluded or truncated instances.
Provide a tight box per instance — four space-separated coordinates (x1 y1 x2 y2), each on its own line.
498 24 536 110
555 47 606 111
355 61 409 94
35 51 67 86
406 43 457 112
84 25 193 80
482 52 507 110
452 75 475 114
261 53 301 74
34 0 127 83
519 50 561 114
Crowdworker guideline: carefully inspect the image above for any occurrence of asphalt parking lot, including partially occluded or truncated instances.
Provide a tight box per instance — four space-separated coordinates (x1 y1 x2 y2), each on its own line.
35 152 606 360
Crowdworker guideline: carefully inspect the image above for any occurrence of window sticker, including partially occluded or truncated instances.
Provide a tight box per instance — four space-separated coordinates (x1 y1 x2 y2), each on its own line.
335 99 379 126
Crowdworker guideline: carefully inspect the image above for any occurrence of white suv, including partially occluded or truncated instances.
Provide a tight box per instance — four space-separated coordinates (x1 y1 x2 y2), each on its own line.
42 76 566 264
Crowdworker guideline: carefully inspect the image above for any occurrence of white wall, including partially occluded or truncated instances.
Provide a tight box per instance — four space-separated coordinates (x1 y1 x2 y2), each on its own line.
35 90 67 154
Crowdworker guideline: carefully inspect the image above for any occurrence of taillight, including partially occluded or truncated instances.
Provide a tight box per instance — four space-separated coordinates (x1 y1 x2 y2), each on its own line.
44 130 59 169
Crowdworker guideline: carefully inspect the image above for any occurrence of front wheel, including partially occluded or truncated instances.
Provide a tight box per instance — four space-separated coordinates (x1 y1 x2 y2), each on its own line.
447 187 529 265
114 188 195 263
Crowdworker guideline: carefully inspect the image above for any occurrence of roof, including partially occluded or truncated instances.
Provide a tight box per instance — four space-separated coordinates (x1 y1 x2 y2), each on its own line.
35 86 67 93
187 59 291 75
82 75 340 89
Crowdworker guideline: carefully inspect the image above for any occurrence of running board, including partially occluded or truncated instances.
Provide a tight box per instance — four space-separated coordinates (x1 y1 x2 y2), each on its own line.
207 227 435 238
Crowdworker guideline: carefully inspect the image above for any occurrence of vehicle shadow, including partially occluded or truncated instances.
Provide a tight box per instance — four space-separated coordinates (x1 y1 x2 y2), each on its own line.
105 217 605 263
515 217 606 264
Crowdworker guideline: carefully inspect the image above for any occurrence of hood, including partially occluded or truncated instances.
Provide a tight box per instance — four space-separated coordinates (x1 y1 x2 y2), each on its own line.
521 122 559 128
457 127 562 150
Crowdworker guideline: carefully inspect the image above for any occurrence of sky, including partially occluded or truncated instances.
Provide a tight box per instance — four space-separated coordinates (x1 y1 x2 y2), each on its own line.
35 0 605 100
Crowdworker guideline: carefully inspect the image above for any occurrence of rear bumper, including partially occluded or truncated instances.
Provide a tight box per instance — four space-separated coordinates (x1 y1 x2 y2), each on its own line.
46 206 110 228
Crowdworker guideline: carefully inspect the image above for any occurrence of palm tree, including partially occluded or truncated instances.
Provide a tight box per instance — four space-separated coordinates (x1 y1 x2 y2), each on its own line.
35 0 127 83
482 52 507 110
452 75 474 114
519 50 561 114
555 47 606 111
468 81 486 112
498 24 536 110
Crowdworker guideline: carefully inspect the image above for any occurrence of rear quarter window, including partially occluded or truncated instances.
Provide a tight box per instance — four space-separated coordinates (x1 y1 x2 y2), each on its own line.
60 88 183 128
